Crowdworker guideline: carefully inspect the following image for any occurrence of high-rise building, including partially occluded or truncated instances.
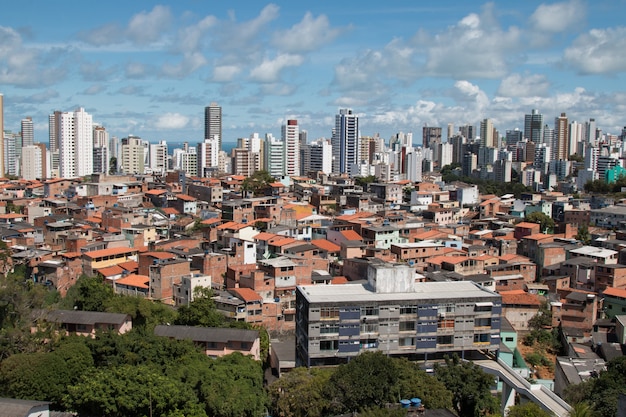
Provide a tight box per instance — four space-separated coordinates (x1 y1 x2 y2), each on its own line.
569 121 583 160
447 123 454 140
282 119 300 176
304 138 332 175
204 102 222 151
21 116 34 149
48 110 62 153
3 131 18 177
524 109 544 144
480 119 495 148
264 133 284 177
0 94 4 176
585 119 597 144
55 108 93 178
21 145 43 180
149 141 168 175
197 137 220 177
422 125 442 150
93 125 109 174
120 135 144 175
554 113 569 161
459 124 475 142
331 109 359 175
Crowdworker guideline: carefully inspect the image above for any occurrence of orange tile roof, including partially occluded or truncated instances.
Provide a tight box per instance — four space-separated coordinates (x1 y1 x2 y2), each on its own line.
0 213 24 219
176 194 197 201
145 189 167 195
475 254 497 261
161 207 180 215
115 274 149 289
413 229 445 240
335 212 374 222
500 291 542 306
118 261 139 272
83 247 137 259
230 287 263 302
340 230 362 241
253 232 280 242
217 221 249 231
440 256 471 265
97 265 125 277
311 239 341 252
331 276 349 284
61 252 82 259
515 222 541 229
603 287 626 298
523 233 553 241
201 218 222 225
269 182 285 187
270 237 297 247
230 175 246 181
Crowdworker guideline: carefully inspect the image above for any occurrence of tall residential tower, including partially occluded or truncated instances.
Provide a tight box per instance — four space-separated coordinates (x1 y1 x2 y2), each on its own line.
204 102 222 151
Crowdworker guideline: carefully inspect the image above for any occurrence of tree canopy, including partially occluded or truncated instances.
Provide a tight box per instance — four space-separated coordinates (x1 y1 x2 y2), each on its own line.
525 212 555 234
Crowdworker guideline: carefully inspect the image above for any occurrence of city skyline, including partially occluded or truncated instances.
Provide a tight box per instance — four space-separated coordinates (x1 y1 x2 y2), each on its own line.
1 0 626 144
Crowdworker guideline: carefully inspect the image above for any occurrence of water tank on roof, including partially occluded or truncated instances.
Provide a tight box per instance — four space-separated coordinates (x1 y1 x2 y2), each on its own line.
400 400 411 408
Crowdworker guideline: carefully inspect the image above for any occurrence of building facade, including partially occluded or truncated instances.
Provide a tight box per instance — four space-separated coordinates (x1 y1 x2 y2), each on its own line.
296 263 501 366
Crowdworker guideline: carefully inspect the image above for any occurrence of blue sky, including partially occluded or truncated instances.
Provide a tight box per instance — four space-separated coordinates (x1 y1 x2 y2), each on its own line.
1 0 626 146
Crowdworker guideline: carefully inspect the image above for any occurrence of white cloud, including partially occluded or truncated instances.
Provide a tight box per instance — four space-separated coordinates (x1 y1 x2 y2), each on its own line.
79 23 124 46
213 65 242 82
214 4 279 52
530 0 585 33
125 62 148 78
160 52 207 78
563 27 626 74
127 5 172 45
249 54 303 83
419 4 521 78
173 15 217 54
154 113 190 129
259 83 297 96
273 12 342 53
0 25 69 87
83 84 106 95
497 73 551 98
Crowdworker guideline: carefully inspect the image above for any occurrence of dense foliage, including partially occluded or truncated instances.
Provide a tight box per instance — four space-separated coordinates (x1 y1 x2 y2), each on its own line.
440 165 532 198
524 212 555 234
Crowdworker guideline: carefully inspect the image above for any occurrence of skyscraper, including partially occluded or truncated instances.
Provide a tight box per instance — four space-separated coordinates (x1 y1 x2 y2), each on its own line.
21 116 34 148
55 108 94 178
93 125 109 174
554 113 569 161
204 102 222 151
422 126 442 150
524 109 544 144
282 119 300 176
0 94 4 176
48 110 62 153
331 108 359 175
480 119 495 148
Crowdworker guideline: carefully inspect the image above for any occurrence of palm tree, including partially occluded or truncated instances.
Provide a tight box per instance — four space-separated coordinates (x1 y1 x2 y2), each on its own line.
568 402 595 417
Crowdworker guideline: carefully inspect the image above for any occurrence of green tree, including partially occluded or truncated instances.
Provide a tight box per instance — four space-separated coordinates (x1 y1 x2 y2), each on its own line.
506 401 554 417
575 224 591 244
269 367 335 417
104 295 176 332
64 364 206 417
567 402 596 417
174 287 225 327
60 275 114 312
109 156 118 175
328 351 400 412
0 339 94 408
434 354 498 417
199 352 268 417
393 358 453 410
241 170 274 197
355 175 379 190
525 212 555 234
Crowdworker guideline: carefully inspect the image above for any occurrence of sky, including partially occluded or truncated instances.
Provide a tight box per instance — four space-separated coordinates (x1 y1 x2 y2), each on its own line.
1 0 626 147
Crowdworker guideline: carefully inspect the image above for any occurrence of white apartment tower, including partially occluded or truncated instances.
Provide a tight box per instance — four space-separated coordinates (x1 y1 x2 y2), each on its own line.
331 108 359 175
264 133 284 177
149 141 168 175
306 138 332 175
197 137 220 177
480 118 495 148
56 108 94 178
93 125 109 174
282 119 300 176
21 145 43 180
0 94 4 176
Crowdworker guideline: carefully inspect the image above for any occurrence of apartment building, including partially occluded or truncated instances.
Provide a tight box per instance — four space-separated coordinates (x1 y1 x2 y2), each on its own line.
296 262 501 366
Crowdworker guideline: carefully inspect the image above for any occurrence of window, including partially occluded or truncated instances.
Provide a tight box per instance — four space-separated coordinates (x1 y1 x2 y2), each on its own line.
361 322 378 334
474 333 490 344
505 337 514 342
438 304 455 315
320 324 339 334
399 337 415 347
320 307 339 320
400 306 417 314
320 340 338 350
437 318 455 329
399 321 415 332
437 335 453 345
475 318 492 327
361 306 379 316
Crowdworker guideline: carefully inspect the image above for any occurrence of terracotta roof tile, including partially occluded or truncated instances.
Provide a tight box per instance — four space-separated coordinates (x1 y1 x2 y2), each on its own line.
83 247 137 259
230 287 262 302
311 239 341 252
116 274 149 289
340 230 362 241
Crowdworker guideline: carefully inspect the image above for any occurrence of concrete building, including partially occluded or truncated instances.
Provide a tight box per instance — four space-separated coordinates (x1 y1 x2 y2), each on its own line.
205 102 222 150
331 108 359 175
54 107 94 178
120 135 144 175
282 119 300 176
296 263 501 366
